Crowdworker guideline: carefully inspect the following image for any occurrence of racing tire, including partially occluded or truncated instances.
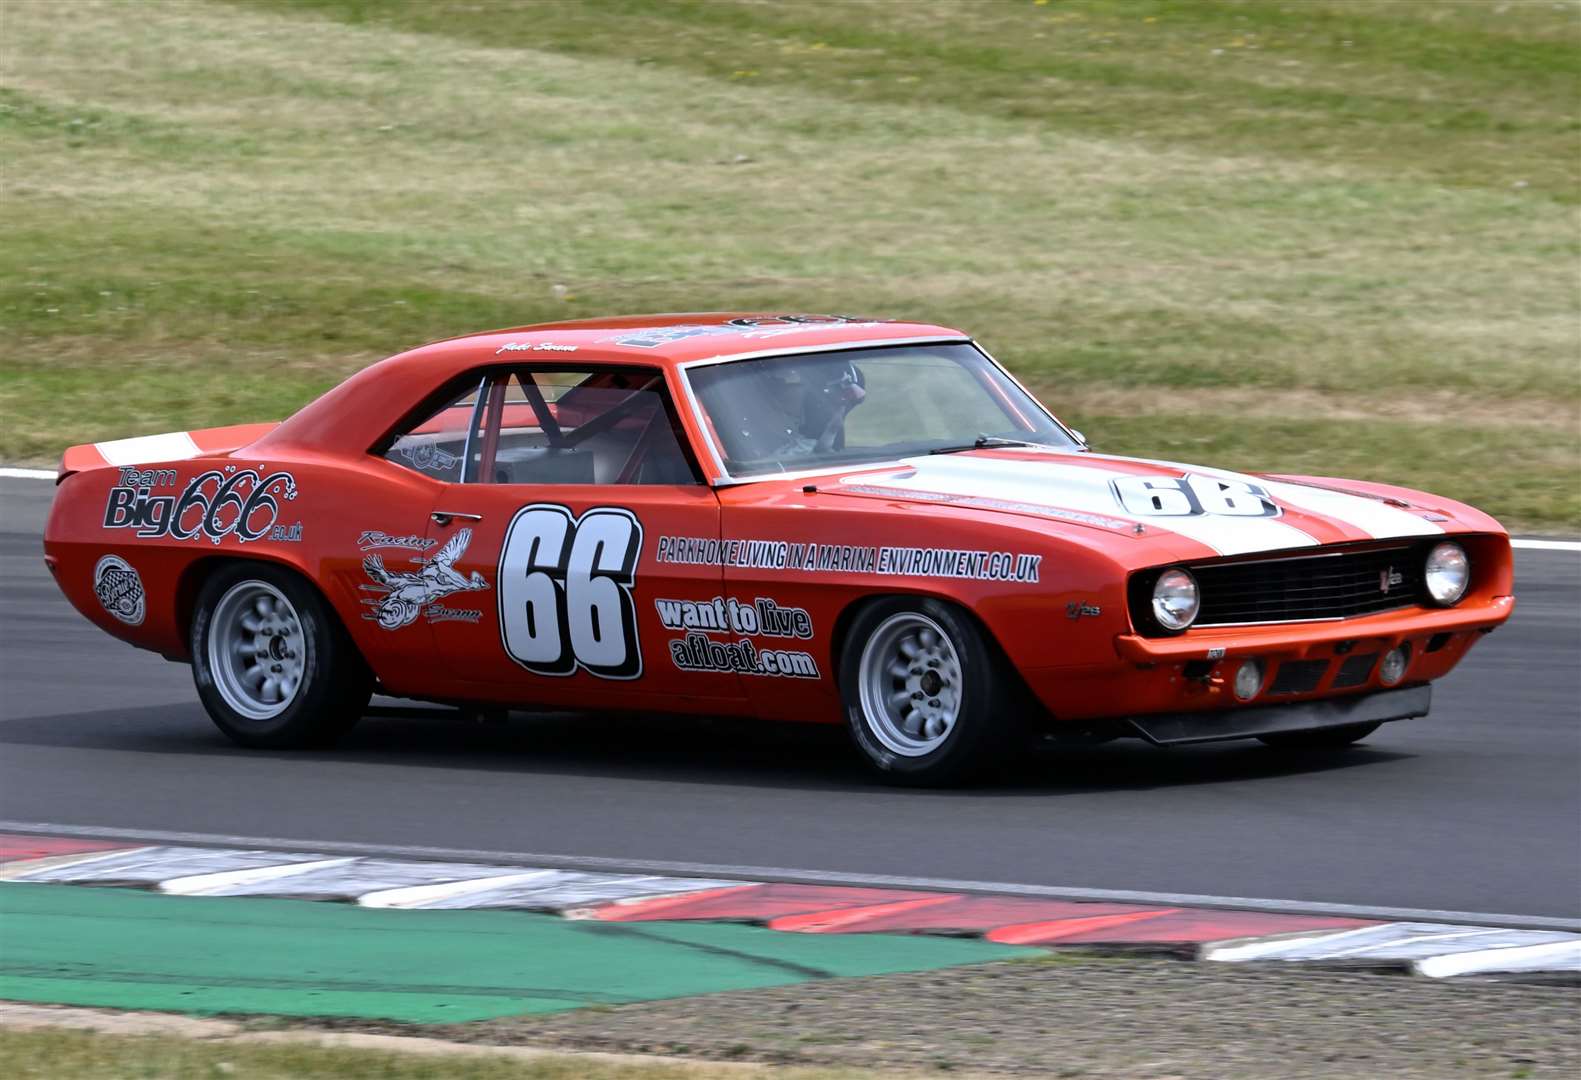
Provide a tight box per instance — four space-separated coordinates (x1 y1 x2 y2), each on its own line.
1258 721 1383 749
191 562 372 749
840 597 1019 786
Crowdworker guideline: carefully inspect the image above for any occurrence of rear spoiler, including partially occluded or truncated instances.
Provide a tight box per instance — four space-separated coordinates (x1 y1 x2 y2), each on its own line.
58 422 279 483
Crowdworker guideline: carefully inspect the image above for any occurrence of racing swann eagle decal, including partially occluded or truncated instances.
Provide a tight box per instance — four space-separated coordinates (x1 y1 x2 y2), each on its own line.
361 527 489 630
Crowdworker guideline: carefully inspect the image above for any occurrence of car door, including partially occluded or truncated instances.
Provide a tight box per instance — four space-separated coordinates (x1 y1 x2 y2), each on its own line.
417 364 745 710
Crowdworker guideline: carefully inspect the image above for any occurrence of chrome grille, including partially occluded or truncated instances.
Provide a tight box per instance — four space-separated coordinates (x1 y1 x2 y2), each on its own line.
1129 543 1430 635
1191 545 1425 627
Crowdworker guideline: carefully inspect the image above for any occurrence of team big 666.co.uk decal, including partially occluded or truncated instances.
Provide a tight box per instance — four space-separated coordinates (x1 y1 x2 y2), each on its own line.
102 466 301 544
498 504 643 680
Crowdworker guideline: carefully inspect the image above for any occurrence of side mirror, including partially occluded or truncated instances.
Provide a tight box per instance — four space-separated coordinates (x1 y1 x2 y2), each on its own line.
1070 428 1088 448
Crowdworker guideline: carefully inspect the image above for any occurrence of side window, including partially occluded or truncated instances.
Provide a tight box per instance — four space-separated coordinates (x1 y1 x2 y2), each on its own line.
382 379 483 481
383 367 700 486
488 367 699 486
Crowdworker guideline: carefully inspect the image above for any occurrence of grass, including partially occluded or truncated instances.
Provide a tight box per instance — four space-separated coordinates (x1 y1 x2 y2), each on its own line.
0 0 1577 528
0 1027 893 1079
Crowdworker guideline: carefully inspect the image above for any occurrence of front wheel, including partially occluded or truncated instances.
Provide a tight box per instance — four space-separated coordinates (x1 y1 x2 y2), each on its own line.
840 598 1020 786
191 563 371 748
1258 721 1382 749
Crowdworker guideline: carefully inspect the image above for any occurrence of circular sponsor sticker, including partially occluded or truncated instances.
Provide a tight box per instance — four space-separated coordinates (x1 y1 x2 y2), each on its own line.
93 554 146 626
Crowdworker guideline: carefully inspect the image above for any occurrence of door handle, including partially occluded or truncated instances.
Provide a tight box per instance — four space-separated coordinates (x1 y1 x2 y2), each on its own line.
431 511 483 527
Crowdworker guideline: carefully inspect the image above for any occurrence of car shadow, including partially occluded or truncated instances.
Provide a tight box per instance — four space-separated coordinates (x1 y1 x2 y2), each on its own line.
0 699 1414 796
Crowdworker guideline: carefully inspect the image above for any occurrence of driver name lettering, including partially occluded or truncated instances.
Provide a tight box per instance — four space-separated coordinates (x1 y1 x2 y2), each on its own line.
495 341 578 355
654 536 1040 584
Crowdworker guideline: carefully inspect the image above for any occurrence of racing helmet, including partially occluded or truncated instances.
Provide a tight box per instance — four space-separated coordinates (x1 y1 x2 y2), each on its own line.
795 356 866 449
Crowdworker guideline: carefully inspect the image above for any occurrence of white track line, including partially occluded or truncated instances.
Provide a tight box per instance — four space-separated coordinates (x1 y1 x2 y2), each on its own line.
1415 940 1581 978
159 856 359 896
2 821 1575 933
0 846 155 880
1511 538 1581 552
360 870 561 909
0 468 55 480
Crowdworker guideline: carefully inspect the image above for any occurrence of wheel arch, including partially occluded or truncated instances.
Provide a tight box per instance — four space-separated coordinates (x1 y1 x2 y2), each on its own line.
174 552 353 660
828 590 1044 719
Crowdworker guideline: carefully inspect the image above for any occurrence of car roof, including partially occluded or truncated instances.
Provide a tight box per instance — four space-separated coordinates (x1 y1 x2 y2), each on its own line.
411 312 968 368
255 313 971 457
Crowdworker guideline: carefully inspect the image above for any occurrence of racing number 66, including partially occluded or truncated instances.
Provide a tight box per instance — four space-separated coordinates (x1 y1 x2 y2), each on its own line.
498 504 644 680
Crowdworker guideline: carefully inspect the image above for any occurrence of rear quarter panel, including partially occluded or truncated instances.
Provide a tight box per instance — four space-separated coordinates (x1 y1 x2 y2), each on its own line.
46 460 315 658
43 454 442 688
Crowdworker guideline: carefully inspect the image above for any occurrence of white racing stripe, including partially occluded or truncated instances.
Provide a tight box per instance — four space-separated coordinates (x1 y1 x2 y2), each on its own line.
92 431 201 467
1259 479 1442 540
877 456 1319 557
1110 454 1443 542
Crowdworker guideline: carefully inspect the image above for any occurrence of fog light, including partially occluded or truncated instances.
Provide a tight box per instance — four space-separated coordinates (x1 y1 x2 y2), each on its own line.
1379 644 1411 686
1233 659 1265 701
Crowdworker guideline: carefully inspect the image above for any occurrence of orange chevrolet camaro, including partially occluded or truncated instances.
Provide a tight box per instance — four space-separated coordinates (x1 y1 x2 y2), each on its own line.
44 314 1514 784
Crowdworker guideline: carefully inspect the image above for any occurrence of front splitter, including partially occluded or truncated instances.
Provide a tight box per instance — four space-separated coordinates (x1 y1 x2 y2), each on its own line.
1127 684 1431 747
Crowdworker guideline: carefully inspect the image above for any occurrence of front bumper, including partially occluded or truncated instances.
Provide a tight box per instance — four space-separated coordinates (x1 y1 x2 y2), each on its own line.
1127 684 1431 746
1113 595 1514 664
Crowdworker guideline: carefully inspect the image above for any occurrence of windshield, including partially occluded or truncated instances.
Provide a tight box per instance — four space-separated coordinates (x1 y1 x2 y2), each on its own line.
686 343 1078 479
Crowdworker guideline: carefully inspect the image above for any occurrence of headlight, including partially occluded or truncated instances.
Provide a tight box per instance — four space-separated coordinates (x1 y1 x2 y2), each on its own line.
1152 568 1199 631
1423 541 1469 606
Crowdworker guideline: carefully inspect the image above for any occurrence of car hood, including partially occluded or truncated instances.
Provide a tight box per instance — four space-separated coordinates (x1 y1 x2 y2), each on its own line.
827 450 1465 559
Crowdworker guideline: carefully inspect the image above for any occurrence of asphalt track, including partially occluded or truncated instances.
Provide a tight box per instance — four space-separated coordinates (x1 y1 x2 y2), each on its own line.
2 475 1577 920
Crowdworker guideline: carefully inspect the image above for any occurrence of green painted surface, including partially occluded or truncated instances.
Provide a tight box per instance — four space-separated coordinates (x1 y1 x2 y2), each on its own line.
0 884 1035 1023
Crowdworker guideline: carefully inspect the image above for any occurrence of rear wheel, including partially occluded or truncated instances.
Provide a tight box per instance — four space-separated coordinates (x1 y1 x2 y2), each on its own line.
840 598 1019 786
1258 721 1382 749
191 563 371 748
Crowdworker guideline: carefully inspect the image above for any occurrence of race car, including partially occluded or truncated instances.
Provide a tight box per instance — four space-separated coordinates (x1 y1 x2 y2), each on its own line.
43 314 1514 784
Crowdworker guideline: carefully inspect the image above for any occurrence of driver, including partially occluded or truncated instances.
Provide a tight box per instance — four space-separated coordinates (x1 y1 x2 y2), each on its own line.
748 356 866 458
